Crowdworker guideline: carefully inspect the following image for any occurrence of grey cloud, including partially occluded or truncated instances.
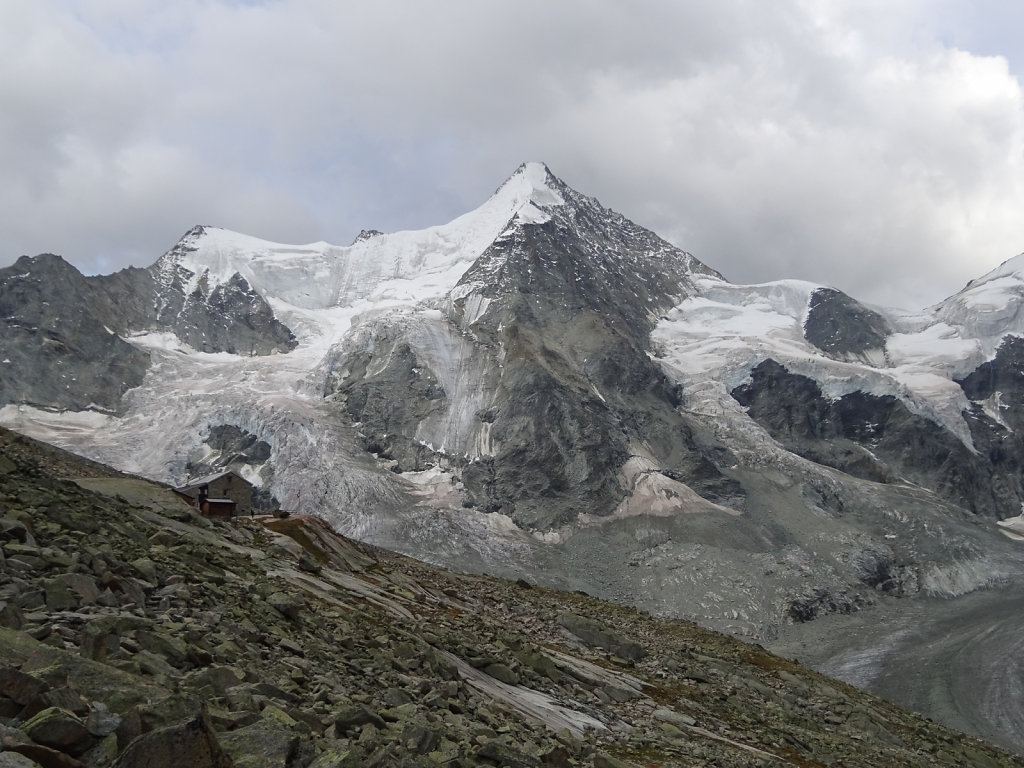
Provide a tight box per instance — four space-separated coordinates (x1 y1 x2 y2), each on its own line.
1 0 1023 309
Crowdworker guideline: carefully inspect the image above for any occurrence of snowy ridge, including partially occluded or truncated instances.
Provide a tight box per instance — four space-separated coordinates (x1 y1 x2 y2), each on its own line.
652 272 1012 448
153 162 566 313
13 159 1024 485
928 252 1024 352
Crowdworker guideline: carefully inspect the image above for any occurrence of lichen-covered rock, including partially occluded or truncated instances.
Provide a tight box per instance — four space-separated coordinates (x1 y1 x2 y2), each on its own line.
217 719 311 768
0 602 23 631
0 665 48 706
112 710 232 768
54 574 101 607
21 707 94 757
43 579 81 612
333 704 384 735
0 750 39 768
266 592 303 621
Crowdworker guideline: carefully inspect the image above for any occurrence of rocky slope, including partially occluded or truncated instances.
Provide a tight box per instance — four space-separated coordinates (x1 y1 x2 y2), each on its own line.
1 425 1021 768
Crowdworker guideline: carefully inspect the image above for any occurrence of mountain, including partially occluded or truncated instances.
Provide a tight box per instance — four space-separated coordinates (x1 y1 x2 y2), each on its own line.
2 424 1021 767
5 163 1024 751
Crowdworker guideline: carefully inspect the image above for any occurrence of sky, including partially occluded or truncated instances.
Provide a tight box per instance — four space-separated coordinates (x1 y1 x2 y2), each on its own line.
2 1 1024 311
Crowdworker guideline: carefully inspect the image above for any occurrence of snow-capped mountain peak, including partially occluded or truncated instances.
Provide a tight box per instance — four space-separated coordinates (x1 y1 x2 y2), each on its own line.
497 161 565 224
931 251 1024 340
151 163 580 313
963 250 1024 289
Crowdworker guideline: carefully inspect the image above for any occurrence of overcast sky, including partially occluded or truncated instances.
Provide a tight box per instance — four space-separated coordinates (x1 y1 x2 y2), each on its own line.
3 1 1023 310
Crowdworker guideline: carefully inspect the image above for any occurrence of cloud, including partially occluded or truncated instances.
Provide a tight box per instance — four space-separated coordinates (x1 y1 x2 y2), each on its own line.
1 0 1023 309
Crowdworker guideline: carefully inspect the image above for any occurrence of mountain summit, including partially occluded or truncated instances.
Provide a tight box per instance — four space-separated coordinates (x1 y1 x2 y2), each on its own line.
6 164 1024 751
150 162 717 315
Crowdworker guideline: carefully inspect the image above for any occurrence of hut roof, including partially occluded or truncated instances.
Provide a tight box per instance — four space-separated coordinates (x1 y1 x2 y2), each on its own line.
176 470 250 494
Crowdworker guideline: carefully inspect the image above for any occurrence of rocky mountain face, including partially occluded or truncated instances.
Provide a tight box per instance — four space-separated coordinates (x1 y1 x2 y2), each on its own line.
1 426 1021 768
733 318 1024 519
803 287 891 364
732 360 983 499
145 227 296 356
0 255 150 414
0 237 294 412
326 168 732 531
7 163 1024 752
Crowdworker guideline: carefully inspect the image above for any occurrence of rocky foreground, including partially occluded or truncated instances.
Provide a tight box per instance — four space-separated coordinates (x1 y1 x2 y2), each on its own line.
0 427 1020 768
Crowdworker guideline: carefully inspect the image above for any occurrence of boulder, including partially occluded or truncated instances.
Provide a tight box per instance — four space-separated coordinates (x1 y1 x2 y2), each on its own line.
266 592 303 621
0 740 85 768
54 574 100 606
21 706 94 757
0 665 48 706
0 601 23 630
475 740 541 768
556 613 645 662
333 704 385 734
112 709 233 768
130 559 159 585
217 717 303 768
0 751 38 768
42 579 80 612
86 701 121 738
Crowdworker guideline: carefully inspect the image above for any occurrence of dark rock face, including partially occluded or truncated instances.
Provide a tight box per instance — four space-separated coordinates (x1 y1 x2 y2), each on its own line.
183 425 278 512
732 359 1018 516
460 359 630 528
335 338 449 471
454 218 741 530
955 336 1024 515
0 231 296 413
352 229 383 244
86 266 159 332
329 177 743 530
804 287 890 362
0 256 150 414
151 264 296 356
958 336 1024 429
204 425 272 466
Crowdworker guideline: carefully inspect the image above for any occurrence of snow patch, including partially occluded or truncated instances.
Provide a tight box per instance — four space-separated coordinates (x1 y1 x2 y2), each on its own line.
997 513 1024 540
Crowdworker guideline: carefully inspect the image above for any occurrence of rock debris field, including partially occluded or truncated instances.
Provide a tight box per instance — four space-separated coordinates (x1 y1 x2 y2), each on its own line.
0 426 1020 768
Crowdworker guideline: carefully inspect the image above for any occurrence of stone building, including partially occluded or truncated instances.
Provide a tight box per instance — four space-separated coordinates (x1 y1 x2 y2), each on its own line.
175 470 254 518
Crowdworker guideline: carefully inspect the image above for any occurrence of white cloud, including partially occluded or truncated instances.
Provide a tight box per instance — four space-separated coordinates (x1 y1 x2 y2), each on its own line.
1 0 1023 309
